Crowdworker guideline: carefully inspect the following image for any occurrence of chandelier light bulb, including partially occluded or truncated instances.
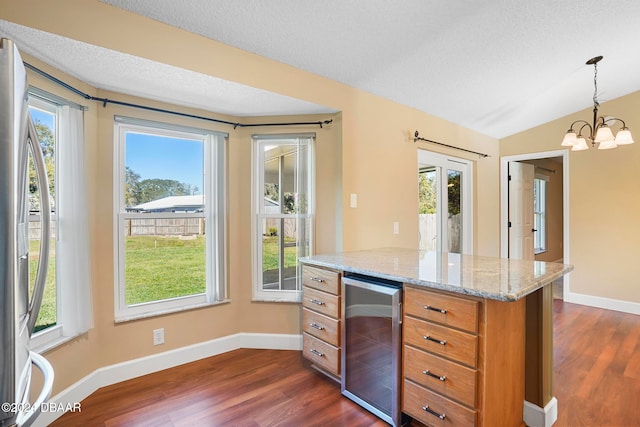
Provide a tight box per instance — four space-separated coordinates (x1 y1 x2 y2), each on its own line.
594 125 614 143
571 137 589 151
614 128 635 145
561 131 577 146
597 139 617 150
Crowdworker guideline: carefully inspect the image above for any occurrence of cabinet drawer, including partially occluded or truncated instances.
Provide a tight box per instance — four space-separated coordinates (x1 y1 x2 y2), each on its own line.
303 333 340 376
303 286 340 319
404 345 476 408
302 308 340 347
404 316 478 368
404 379 476 427
303 265 340 295
404 287 479 333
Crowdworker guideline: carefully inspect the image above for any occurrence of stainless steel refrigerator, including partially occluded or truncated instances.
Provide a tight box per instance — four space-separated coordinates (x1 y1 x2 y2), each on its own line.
0 38 54 427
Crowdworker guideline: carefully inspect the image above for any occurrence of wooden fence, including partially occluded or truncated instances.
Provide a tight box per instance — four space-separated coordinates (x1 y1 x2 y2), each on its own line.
125 218 204 236
419 213 461 253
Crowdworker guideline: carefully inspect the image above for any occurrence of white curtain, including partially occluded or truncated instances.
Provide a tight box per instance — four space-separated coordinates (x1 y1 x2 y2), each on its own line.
57 105 93 335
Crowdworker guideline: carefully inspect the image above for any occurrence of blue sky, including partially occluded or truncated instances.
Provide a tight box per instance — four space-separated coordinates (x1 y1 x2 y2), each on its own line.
29 107 54 129
125 132 204 194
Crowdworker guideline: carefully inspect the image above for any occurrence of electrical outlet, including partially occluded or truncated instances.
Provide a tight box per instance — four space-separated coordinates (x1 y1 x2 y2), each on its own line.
153 328 165 345
393 221 399 235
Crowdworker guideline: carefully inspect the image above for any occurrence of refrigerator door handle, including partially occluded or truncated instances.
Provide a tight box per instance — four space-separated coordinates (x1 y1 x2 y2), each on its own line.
25 116 51 336
15 351 54 427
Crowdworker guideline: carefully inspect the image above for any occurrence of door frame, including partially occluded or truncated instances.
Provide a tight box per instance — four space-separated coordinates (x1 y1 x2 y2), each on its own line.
500 150 569 298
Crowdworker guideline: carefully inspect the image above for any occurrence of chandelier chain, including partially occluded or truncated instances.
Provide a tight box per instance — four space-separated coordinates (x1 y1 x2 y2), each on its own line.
593 62 599 111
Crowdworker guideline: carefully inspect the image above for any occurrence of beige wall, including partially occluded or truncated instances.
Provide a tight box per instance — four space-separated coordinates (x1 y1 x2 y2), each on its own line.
500 91 640 304
5 0 501 395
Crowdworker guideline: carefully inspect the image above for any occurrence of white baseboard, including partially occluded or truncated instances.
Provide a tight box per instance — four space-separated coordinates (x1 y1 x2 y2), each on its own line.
33 333 302 427
524 397 558 427
565 291 640 315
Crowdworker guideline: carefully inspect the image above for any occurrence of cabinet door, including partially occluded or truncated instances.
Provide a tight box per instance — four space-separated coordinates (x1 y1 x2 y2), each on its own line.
302 286 340 318
404 316 478 368
303 333 340 376
302 265 340 295
404 287 479 333
302 308 340 346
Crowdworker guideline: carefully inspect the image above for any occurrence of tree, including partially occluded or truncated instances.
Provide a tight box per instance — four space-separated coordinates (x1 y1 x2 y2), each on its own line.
447 171 461 216
28 120 55 211
418 171 436 214
125 166 142 207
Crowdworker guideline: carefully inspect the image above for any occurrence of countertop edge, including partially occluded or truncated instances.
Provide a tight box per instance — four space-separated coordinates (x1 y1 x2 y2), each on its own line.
300 257 574 302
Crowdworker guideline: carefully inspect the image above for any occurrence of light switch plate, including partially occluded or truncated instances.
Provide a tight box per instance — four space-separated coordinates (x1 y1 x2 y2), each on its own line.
350 193 357 208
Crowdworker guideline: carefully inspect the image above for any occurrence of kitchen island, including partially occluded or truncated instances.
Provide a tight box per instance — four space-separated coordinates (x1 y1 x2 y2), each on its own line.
300 248 573 427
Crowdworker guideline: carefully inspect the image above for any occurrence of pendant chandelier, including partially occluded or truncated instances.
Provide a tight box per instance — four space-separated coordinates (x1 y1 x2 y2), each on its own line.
561 56 634 151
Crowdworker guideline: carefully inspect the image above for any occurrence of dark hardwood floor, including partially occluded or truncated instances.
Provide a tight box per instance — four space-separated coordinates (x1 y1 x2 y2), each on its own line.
553 299 640 426
51 300 640 427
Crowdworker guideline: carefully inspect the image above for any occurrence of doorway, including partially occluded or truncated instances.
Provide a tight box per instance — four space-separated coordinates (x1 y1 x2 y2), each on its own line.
500 150 569 299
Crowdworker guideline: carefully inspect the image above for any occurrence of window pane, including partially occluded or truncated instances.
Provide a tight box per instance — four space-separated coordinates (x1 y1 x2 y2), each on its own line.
260 218 310 291
418 169 437 251
261 219 281 289
124 132 203 210
124 217 206 305
28 106 57 332
123 132 205 305
264 156 280 209
255 137 313 298
282 145 309 214
448 169 462 254
282 217 310 290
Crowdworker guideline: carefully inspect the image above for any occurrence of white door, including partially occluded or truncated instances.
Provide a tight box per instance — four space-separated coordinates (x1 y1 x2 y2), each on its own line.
508 162 535 260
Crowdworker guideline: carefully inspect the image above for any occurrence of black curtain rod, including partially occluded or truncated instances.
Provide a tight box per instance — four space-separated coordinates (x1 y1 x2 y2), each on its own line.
24 61 333 129
413 130 489 158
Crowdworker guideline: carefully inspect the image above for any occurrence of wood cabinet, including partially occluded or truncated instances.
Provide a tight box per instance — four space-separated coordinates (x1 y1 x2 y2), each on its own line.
301 265 342 378
402 286 526 427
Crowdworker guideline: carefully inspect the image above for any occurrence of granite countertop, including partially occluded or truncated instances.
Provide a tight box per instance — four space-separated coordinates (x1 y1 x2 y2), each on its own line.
300 247 573 302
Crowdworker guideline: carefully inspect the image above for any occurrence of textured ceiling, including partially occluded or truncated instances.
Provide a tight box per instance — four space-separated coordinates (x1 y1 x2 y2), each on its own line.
0 21 336 118
5 1 640 138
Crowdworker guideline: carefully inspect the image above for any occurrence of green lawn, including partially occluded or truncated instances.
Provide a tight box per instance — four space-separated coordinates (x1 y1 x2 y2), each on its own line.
31 234 299 331
125 235 206 305
262 236 299 270
29 239 57 333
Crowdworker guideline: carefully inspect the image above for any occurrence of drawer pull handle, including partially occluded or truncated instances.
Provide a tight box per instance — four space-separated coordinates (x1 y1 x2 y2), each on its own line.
424 335 447 346
423 369 447 382
310 323 325 331
309 299 325 306
311 277 326 283
424 305 447 314
422 405 446 420
310 349 325 358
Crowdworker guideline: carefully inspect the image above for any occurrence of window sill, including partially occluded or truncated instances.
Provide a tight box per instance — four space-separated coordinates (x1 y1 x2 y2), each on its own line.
534 249 548 255
31 325 86 354
115 299 231 324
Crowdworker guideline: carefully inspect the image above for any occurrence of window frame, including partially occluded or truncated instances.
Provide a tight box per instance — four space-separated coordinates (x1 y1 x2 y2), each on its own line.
27 96 62 349
28 90 91 352
251 134 315 302
533 175 548 254
113 116 228 321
